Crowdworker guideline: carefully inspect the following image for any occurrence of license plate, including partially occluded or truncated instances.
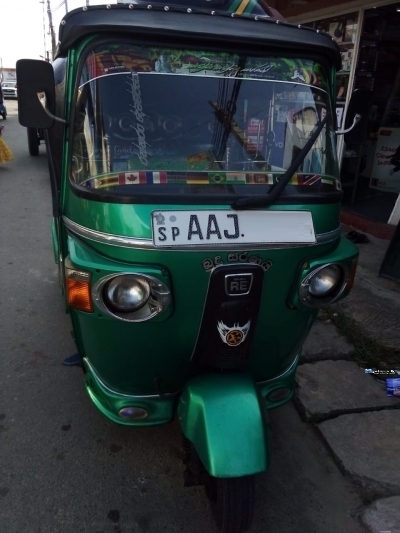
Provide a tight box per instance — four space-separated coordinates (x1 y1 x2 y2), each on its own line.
152 210 315 247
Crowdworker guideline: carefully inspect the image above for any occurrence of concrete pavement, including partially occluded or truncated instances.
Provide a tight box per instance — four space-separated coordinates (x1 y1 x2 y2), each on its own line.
298 228 400 533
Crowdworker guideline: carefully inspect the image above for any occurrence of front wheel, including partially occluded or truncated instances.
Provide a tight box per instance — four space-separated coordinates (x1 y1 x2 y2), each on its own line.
205 475 255 533
27 127 39 156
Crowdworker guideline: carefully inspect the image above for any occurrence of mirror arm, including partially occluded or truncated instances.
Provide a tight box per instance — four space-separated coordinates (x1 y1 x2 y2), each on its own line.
335 113 361 135
37 91 68 125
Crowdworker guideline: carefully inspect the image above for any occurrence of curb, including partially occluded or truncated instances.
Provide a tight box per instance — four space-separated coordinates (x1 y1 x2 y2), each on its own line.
296 314 400 532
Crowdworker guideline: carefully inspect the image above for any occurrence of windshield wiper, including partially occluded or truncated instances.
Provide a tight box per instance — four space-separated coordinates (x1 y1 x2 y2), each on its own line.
232 115 328 210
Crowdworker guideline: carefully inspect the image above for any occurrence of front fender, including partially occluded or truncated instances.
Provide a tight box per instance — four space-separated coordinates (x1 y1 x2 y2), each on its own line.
178 373 270 478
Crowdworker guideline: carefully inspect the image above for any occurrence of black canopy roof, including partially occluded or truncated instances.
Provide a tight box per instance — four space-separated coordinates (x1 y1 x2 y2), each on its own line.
56 3 341 70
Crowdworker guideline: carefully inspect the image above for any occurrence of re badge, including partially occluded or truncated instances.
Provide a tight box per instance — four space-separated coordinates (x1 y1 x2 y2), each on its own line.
225 273 253 296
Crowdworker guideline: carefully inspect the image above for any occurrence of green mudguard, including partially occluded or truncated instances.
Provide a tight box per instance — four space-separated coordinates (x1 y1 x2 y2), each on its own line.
178 373 270 478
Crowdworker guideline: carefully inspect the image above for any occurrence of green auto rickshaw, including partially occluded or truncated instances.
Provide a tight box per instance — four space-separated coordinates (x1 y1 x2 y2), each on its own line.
17 1 361 530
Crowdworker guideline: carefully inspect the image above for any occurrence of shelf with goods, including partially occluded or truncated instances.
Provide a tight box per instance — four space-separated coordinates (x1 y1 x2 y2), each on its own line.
306 13 361 163
296 4 400 210
353 15 400 111
338 18 399 204
351 12 400 192
335 33 357 113
353 41 379 94
312 14 358 46
293 14 359 130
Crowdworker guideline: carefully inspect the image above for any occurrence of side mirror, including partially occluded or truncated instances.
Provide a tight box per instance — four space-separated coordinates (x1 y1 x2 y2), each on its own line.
342 89 373 144
336 113 361 135
16 59 56 129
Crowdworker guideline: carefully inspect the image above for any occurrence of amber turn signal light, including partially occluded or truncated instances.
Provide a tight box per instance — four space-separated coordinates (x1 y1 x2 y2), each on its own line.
345 257 358 294
65 268 93 312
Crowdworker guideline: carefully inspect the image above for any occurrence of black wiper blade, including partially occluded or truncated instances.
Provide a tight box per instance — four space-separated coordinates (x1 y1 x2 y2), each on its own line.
232 116 328 210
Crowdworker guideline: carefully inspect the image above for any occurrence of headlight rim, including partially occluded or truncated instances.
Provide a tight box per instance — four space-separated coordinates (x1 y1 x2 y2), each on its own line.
92 272 171 322
299 262 348 308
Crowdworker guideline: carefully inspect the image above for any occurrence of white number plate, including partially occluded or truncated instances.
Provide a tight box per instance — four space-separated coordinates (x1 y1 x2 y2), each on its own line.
152 210 315 247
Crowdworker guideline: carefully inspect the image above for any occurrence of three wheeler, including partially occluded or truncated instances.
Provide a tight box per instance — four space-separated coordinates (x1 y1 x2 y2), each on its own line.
17 1 362 530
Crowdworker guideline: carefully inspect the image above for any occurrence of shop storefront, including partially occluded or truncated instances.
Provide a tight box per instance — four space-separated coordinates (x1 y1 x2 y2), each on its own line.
272 0 400 230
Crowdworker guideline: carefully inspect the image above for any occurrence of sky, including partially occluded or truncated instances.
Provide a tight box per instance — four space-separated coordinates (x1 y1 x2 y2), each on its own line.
1 0 118 68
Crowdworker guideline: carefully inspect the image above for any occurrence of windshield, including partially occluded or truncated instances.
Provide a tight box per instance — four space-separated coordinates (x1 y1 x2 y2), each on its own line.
71 43 339 200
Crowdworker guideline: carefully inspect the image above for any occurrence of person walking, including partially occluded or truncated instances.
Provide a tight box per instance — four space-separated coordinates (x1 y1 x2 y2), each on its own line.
0 83 7 120
0 124 13 163
0 82 13 162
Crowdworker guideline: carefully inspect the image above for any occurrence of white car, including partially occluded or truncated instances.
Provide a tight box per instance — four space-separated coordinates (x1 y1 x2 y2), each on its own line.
2 82 18 98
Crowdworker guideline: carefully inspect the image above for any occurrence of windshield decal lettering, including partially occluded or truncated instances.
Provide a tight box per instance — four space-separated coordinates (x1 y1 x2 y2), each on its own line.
128 73 149 166
231 62 274 77
202 253 273 272
81 46 328 89
113 144 138 158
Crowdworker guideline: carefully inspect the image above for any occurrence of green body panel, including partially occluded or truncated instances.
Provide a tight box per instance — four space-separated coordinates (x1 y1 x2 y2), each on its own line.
178 373 270 477
66 229 345 395
83 357 178 426
257 353 299 410
63 192 358 426
80 328 299 426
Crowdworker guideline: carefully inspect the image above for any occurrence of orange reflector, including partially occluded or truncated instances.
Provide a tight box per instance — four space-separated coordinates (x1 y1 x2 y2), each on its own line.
66 278 93 312
345 257 358 294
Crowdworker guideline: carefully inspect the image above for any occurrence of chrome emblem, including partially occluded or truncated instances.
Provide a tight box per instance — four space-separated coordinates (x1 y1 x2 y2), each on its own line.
225 273 253 296
217 320 251 347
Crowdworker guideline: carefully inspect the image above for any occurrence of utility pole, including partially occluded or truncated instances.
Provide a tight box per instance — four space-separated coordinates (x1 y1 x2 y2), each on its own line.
47 0 57 60
39 0 46 60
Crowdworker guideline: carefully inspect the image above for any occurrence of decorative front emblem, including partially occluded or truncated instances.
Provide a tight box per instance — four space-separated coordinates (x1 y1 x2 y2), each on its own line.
217 320 251 347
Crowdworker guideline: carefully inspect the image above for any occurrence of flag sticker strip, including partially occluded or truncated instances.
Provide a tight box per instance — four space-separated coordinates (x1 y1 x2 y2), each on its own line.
118 172 146 185
82 172 339 189
147 172 167 184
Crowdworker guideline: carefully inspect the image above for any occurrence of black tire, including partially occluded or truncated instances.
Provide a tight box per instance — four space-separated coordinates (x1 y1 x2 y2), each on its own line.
2 113 6 120
27 128 39 156
205 475 255 533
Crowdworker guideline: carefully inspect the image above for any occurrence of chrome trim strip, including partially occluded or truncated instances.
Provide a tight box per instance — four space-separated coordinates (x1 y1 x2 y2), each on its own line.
64 217 155 249
63 217 341 251
316 227 341 244
256 353 300 385
84 357 179 398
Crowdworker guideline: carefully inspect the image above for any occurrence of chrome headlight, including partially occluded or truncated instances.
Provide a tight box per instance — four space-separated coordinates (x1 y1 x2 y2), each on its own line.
299 263 347 307
104 275 150 313
93 273 171 322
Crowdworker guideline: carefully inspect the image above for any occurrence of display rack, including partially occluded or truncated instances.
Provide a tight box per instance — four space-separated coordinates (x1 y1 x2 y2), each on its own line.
311 13 361 177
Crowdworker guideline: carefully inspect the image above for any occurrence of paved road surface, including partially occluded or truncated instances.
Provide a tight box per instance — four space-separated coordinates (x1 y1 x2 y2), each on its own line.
0 100 367 533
